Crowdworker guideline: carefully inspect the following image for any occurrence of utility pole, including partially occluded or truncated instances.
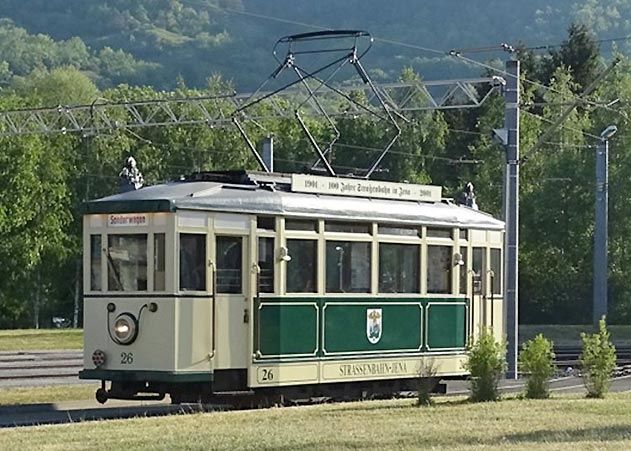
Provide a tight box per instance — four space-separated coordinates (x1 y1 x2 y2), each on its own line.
593 125 617 326
504 59 520 379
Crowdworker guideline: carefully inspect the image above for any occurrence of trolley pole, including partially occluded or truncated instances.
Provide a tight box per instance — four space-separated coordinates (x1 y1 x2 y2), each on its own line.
503 59 520 379
593 126 616 326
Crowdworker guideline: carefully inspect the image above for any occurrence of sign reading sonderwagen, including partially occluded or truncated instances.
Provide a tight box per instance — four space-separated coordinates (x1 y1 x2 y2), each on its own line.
291 174 442 202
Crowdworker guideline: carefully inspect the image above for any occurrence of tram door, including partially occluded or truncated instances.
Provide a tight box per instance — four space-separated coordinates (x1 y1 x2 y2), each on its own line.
212 231 250 371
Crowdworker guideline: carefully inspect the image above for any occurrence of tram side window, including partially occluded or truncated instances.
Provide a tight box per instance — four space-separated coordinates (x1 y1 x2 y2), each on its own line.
326 241 371 293
427 245 452 294
216 236 242 294
491 248 502 295
154 233 166 291
459 247 468 295
179 234 206 291
107 234 147 291
286 239 317 293
472 247 484 295
258 237 274 293
379 243 419 293
90 235 102 291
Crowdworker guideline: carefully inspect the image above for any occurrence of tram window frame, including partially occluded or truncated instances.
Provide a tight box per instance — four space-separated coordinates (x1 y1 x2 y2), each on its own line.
90 235 102 291
179 233 207 292
427 245 452 294
325 241 371 293
107 234 148 292
286 239 318 293
378 243 420 293
490 248 502 295
216 236 243 294
258 237 275 293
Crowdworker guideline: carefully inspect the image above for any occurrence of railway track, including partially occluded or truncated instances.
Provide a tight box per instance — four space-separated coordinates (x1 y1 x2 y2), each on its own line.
0 350 83 387
2 346 631 387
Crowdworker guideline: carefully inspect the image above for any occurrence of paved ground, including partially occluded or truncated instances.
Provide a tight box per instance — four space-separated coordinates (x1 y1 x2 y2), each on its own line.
1 375 630 428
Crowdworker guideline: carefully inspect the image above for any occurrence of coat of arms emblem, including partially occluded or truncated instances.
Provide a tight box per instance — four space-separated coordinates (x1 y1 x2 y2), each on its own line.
366 308 382 344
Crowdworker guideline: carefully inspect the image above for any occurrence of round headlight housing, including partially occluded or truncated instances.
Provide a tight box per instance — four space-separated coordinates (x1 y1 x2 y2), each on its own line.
111 312 138 345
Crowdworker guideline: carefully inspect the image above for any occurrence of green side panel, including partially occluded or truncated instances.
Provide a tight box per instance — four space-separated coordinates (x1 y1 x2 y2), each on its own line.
323 303 422 354
258 303 318 356
426 303 467 349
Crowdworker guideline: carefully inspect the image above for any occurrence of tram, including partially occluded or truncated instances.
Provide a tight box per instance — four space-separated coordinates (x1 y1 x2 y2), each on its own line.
79 171 504 404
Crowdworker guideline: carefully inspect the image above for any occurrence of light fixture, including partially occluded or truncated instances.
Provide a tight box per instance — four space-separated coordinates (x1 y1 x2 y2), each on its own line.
111 312 139 345
600 125 618 140
279 246 291 262
453 253 465 267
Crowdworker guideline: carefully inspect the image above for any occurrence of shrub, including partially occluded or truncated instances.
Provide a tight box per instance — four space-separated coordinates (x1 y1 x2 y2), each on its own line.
519 334 555 399
417 358 438 407
580 317 617 398
463 328 506 402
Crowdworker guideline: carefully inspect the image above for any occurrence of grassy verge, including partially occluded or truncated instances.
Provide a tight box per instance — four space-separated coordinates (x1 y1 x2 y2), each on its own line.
0 329 83 351
520 325 631 346
0 384 97 406
2 393 631 449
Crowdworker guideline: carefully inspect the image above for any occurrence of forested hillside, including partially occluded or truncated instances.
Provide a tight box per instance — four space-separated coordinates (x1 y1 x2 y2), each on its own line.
1 0 631 89
1 3 631 328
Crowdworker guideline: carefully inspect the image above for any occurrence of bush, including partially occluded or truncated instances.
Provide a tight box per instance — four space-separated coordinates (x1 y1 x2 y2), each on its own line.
519 334 555 399
580 317 617 398
463 328 506 402
417 358 438 407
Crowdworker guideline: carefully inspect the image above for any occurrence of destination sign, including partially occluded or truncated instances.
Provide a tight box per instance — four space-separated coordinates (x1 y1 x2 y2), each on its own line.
107 214 148 227
291 174 441 202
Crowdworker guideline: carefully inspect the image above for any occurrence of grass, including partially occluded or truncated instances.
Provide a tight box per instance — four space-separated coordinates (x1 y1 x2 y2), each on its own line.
520 325 631 346
0 329 83 351
2 393 631 449
0 384 97 406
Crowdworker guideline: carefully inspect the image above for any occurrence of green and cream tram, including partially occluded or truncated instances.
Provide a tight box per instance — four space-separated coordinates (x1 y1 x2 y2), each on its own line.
79 171 504 404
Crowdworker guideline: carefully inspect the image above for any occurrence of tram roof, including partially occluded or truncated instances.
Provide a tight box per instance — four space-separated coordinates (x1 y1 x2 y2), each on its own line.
84 172 504 230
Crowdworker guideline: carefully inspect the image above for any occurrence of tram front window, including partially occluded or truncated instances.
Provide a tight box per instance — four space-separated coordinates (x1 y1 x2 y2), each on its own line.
180 234 206 291
107 234 147 291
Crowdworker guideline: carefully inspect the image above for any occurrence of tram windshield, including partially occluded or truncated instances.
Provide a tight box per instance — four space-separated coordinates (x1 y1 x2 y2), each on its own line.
107 234 148 291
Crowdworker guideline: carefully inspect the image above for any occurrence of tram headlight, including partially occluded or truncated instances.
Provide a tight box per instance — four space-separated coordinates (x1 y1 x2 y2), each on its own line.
111 312 138 345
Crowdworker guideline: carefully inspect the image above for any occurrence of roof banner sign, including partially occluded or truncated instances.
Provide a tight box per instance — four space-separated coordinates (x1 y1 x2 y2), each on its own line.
291 174 442 202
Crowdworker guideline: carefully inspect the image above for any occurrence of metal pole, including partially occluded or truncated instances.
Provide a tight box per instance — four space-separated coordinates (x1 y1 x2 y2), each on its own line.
593 138 609 326
262 136 274 173
504 60 520 379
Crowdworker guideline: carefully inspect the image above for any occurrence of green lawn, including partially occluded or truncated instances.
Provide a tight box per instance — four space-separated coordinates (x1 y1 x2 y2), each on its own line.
0 384 97 406
0 329 83 351
2 393 631 449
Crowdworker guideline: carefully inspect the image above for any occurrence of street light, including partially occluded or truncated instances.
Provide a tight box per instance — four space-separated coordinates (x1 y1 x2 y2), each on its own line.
593 125 617 326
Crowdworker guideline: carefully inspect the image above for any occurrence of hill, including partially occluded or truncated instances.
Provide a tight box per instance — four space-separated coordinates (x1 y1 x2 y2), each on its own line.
1 0 630 89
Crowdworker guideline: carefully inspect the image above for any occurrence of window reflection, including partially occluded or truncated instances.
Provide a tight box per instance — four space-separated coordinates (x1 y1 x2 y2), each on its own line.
179 234 206 291
379 243 419 293
427 245 451 294
107 234 147 291
154 233 165 291
90 235 101 291
258 237 274 293
216 236 242 294
286 239 317 293
326 241 371 293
